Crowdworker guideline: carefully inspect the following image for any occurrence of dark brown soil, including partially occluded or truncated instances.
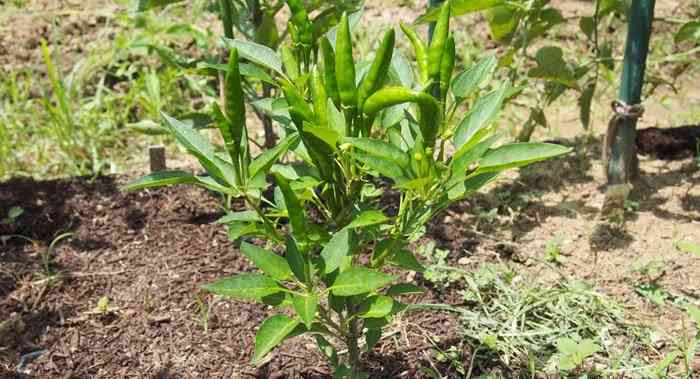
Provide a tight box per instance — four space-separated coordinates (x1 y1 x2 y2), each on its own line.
636 125 700 160
0 176 466 379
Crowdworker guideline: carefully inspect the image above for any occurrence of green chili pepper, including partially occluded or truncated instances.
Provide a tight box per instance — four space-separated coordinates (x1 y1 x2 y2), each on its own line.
221 48 248 184
281 45 300 81
362 86 440 148
282 82 314 129
399 21 428 85
357 28 395 109
286 0 304 14
219 0 234 39
439 35 455 101
320 38 341 107
335 12 357 108
310 66 328 128
427 2 450 85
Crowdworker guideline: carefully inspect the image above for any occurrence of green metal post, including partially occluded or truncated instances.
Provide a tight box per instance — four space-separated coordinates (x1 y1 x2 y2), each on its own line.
604 0 655 206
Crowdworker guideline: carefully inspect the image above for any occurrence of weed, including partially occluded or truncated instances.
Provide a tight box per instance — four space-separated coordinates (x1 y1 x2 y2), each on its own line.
39 232 73 280
424 263 645 375
545 234 568 266
632 259 669 308
195 293 215 333
2 206 23 225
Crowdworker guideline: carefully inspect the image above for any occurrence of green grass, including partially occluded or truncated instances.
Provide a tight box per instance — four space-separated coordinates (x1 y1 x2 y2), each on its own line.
0 7 207 181
418 259 686 377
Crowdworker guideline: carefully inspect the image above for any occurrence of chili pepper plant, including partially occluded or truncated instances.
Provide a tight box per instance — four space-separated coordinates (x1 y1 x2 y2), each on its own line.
125 3 571 377
134 0 361 148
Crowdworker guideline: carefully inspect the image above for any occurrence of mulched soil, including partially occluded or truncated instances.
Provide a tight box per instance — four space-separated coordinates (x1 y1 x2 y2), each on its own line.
1 141 699 377
0 177 470 379
636 125 700 160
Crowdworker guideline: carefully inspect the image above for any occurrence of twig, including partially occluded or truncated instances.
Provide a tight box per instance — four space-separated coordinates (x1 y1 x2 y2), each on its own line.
32 270 126 285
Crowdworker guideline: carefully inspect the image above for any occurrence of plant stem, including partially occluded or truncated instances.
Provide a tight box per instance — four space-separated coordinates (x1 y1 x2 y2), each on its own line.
346 316 361 372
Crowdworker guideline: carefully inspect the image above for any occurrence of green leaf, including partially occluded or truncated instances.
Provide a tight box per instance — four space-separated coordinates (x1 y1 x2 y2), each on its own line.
654 351 680 376
449 133 501 186
304 124 342 148
415 0 504 24
365 328 382 351
485 5 518 41
528 46 577 88
386 283 424 297
222 38 285 78
359 295 394 318
478 143 572 172
201 273 281 299
240 242 292 281
327 98 347 136
675 21 700 44
579 16 595 40
345 137 409 168
161 113 234 186
228 222 265 241
252 314 300 364
315 336 339 367
214 210 260 224
389 250 425 272
556 337 601 371
355 153 409 185
346 211 389 229
292 293 318 329
686 305 700 328
122 171 196 191
249 133 299 179
285 237 310 284
453 87 506 149
448 172 499 201
451 55 497 99
136 0 183 11
321 228 352 274
331 268 396 296
675 240 700 257
275 175 307 240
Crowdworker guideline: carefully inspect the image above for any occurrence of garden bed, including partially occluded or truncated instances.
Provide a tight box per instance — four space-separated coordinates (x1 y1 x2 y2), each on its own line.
1 149 699 378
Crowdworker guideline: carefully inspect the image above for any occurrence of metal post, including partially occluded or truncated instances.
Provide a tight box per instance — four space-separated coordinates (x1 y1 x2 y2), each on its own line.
603 0 655 209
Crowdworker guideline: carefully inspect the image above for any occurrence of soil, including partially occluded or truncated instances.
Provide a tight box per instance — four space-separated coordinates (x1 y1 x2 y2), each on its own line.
0 176 466 378
637 125 700 160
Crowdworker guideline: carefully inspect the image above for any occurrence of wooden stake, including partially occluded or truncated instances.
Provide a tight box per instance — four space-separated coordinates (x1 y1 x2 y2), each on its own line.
149 145 166 173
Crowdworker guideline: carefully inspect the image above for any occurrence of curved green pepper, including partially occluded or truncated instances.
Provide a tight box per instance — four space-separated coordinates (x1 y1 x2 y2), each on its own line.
281 45 300 81
224 48 246 134
357 28 395 109
310 66 328 128
399 21 428 85
427 2 450 84
335 12 357 108
221 47 248 183
282 81 313 129
219 0 234 39
362 86 440 148
320 38 341 107
439 35 455 101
